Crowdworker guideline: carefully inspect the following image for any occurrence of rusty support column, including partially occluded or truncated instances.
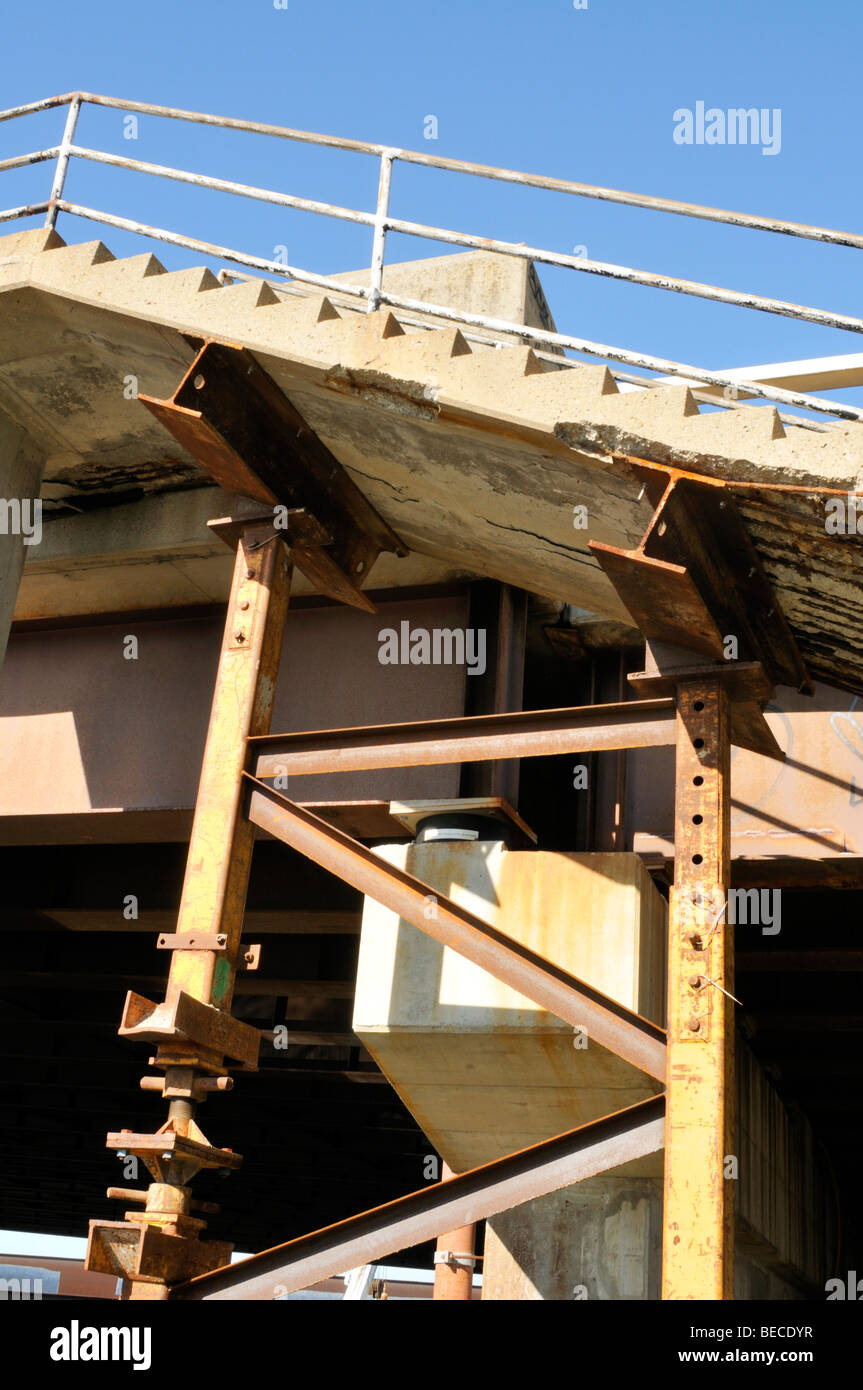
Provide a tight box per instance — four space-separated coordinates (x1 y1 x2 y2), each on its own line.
167 513 292 1012
662 676 734 1300
87 508 292 1297
433 1164 476 1300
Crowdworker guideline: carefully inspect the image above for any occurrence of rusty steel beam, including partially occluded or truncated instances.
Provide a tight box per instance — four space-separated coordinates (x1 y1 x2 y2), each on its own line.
591 472 811 697
86 516 293 1298
140 342 405 614
245 777 667 1081
251 698 677 779
167 520 292 1017
171 1095 666 1299
662 675 735 1300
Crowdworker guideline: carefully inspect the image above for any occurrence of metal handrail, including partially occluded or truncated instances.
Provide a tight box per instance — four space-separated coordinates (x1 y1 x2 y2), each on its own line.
2 91 862 424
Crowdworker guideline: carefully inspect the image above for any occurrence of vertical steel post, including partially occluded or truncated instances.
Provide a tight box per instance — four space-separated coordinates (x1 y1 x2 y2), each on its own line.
662 676 734 1299
44 94 81 229
368 150 394 314
167 514 292 1013
433 1164 477 1300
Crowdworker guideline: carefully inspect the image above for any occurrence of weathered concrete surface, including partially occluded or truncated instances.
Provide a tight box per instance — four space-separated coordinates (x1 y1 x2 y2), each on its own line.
482 1041 835 1300
3 228 861 686
15 485 464 620
354 846 666 1171
483 1179 662 1300
0 407 44 667
323 249 557 339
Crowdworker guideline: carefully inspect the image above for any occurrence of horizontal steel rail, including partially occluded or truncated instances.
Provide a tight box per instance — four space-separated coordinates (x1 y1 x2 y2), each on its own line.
44 202 863 422
172 1094 666 1299
244 776 668 1080
2 91 863 424
251 699 678 777
5 91 861 249
58 146 863 338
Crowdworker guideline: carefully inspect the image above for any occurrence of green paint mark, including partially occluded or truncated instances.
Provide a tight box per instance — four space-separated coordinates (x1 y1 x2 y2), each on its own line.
214 954 232 1005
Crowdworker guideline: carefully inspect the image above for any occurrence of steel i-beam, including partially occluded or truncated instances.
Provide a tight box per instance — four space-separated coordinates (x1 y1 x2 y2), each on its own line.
662 675 734 1300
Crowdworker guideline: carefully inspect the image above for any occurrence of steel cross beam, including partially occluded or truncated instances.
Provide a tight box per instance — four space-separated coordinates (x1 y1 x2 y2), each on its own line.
171 1095 666 1300
251 698 678 777
244 776 667 1081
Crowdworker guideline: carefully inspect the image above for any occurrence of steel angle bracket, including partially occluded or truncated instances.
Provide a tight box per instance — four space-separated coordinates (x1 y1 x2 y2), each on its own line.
119 989 260 1070
87 1220 234 1287
589 464 812 699
139 339 407 613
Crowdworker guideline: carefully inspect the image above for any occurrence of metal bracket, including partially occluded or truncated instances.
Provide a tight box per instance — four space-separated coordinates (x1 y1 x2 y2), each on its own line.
119 990 261 1069
157 933 228 952
139 340 407 613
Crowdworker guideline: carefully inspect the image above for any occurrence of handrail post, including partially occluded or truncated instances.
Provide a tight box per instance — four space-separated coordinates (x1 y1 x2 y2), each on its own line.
45 94 82 229
368 150 395 314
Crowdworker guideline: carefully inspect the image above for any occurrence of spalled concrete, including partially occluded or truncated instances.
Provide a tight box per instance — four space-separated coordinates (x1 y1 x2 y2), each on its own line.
1 228 861 686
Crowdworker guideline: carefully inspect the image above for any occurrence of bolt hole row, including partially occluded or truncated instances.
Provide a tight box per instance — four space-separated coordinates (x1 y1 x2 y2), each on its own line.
691 700 707 865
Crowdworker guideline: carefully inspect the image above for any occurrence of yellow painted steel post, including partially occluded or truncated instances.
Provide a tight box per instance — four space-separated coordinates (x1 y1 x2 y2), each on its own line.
167 515 291 1013
662 676 734 1300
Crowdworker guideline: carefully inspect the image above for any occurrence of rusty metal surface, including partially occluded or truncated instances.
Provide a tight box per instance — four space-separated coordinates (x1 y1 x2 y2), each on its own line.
86 516 292 1294
252 698 678 779
118 990 259 1068
631 679 863 866
245 777 667 1081
171 1095 666 1300
166 521 291 1016
141 341 406 613
433 1163 476 1300
87 1220 233 1285
591 544 726 659
628 660 784 762
592 473 811 695
662 678 734 1300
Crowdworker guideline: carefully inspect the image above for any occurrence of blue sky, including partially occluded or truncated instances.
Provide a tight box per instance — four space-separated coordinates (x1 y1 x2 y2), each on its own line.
1 0 862 400
1 0 862 402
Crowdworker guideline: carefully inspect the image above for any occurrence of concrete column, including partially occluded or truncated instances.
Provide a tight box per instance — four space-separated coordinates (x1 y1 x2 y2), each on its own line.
0 410 44 669
482 1178 663 1301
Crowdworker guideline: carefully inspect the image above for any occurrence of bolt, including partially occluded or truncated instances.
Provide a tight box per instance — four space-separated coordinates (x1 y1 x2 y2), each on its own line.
688 1015 701 1033
246 568 254 579
234 631 246 643
688 974 703 989
117 1151 127 1160
239 600 249 611
161 1152 172 1162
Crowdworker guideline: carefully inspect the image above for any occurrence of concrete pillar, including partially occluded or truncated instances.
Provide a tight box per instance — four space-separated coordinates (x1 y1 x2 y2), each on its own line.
0 410 44 669
482 1177 662 1301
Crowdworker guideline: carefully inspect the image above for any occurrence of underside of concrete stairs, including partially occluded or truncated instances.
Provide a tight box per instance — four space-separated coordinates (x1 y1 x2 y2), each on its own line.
2 225 863 691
